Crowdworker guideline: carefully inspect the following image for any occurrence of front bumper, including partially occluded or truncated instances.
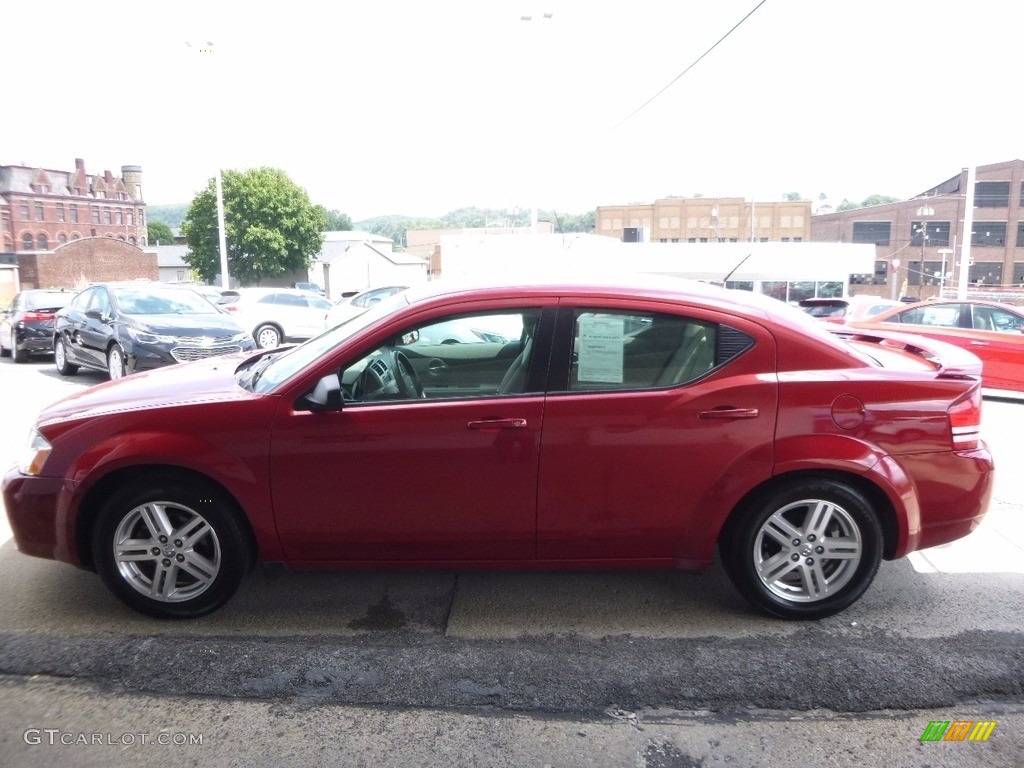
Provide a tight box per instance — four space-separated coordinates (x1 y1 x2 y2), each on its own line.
2 464 78 565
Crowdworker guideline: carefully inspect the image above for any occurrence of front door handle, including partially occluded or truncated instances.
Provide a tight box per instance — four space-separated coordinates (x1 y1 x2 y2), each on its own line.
467 418 528 430
699 407 759 420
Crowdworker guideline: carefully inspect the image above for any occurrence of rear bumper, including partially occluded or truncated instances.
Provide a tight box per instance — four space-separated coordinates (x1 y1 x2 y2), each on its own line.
891 443 995 558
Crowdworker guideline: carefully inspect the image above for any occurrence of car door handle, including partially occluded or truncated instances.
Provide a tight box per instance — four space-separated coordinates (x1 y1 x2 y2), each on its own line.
427 359 448 377
699 407 759 420
467 418 528 430
969 340 988 346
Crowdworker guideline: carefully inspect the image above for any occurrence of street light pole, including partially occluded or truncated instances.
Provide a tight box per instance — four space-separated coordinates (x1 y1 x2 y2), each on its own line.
216 169 229 289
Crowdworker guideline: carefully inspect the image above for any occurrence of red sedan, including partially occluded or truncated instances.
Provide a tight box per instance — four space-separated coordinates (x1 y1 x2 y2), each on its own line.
849 299 1024 393
2 278 994 620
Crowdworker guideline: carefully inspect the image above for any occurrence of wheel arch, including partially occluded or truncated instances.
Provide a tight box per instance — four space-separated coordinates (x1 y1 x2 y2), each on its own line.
75 464 258 571
718 469 900 561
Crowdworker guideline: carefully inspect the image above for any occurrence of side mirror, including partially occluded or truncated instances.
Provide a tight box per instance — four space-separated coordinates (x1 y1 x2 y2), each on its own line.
395 330 419 346
298 373 343 411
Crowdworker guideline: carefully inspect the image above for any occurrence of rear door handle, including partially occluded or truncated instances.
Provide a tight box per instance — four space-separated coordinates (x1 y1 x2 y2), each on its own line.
699 407 759 420
467 418 528 430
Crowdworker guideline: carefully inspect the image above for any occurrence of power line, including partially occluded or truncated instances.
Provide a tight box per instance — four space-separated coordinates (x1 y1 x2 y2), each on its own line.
606 0 769 135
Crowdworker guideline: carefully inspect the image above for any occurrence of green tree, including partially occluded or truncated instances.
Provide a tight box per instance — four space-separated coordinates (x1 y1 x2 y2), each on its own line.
181 168 326 285
318 207 353 231
782 192 804 201
836 194 900 211
147 221 175 245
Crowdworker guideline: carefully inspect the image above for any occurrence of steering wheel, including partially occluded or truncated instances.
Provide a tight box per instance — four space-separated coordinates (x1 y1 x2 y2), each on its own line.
392 350 425 398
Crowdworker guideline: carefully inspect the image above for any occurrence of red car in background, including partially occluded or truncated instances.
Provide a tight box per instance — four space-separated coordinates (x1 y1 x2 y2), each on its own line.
3 277 994 621
849 299 1024 393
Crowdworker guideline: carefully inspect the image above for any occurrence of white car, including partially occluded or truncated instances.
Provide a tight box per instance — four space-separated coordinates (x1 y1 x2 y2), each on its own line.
324 285 409 329
222 288 333 348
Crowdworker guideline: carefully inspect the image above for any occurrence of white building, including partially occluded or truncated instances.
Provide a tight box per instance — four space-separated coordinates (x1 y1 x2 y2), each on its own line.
310 231 428 300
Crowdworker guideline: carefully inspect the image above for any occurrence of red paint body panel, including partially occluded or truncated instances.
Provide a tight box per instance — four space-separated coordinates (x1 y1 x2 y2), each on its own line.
2 278 995 590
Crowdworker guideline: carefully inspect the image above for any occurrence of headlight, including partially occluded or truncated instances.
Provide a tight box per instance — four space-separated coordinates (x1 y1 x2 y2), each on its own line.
127 326 176 345
19 428 52 476
231 331 254 344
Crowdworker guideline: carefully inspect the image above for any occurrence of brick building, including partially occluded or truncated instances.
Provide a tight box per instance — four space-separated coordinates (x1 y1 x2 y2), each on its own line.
811 159 1024 301
1 158 147 251
17 238 157 290
596 197 811 244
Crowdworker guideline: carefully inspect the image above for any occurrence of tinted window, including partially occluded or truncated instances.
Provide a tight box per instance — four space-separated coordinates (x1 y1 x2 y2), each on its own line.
972 305 1024 333
567 310 752 392
896 304 962 327
340 310 538 402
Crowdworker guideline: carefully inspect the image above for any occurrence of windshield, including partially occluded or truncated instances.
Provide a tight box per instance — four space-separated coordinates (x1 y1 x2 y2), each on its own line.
246 291 411 393
111 285 222 315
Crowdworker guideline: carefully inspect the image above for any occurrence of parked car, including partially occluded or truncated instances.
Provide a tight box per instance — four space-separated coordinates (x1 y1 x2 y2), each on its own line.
52 281 256 380
798 295 902 324
292 281 325 296
222 287 334 348
0 289 73 362
848 299 1024 392
324 285 409 328
3 277 993 620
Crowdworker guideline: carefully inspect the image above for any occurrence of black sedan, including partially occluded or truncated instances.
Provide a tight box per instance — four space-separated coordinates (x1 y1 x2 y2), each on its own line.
53 282 257 379
0 289 73 363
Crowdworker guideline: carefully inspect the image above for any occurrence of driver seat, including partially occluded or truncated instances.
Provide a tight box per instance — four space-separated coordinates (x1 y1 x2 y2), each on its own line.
498 336 533 394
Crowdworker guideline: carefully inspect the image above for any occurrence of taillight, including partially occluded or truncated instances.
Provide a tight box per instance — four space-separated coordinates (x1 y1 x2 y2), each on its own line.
21 311 53 322
947 388 982 450
223 305 238 313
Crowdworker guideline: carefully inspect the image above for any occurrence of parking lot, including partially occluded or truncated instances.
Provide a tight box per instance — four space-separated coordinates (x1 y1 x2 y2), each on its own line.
1 355 1023 767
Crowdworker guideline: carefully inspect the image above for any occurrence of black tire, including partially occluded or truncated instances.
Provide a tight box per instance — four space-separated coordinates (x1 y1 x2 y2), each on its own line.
54 337 79 376
107 344 126 379
720 478 882 620
92 475 253 619
254 323 282 349
12 332 28 363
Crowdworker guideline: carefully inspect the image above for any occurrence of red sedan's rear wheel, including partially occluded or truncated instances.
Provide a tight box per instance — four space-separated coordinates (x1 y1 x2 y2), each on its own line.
721 478 883 619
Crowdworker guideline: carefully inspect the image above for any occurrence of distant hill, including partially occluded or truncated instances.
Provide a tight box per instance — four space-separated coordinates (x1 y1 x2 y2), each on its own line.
146 204 188 234
145 204 595 245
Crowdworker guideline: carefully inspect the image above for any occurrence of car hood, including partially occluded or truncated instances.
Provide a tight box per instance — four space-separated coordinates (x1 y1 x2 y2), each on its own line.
38 352 261 426
127 313 247 337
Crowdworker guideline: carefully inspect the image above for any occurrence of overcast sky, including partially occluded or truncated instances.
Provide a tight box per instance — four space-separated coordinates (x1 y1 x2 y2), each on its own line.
5 0 1021 220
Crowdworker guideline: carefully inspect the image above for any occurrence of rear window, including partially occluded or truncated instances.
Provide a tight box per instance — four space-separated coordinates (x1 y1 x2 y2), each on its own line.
25 291 71 310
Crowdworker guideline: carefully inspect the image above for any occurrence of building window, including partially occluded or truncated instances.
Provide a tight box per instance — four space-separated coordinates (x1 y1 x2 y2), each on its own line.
115 210 123 225
759 237 769 242
70 205 79 223
793 237 802 242
56 203 65 222
128 236 136 245
117 234 125 241
71 233 80 240
659 238 668 243
781 237 790 242
975 181 1010 208
22 233 34 249
687 238 696 243
20 203 30 220
969 263 1003 285
34 203 44 221
103 208 111 225
852 221 892 245
37 233 48 249
972 222 1007 247
58 233 67 245
91 207 100 224
671 238 680 243
1018 222 1024 248
127 212 134 226
910 220 950 247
